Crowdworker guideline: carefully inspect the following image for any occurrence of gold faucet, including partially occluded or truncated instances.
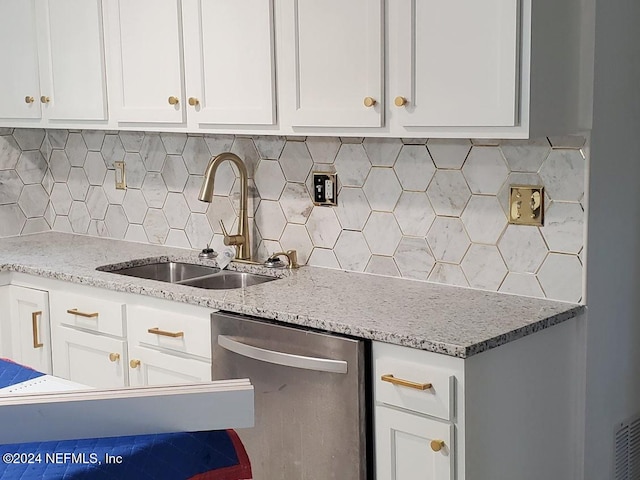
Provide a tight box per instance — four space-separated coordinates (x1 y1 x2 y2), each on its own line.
199 152 251 261
266 250 300 269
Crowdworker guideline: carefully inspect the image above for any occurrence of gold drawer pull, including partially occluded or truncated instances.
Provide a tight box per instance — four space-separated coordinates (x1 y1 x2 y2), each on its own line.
430 440 445 452
67 308 99 318
130 359 141 368
25 96 35 104
381 374 432 390
168 96 179 105
109 353 120 362
148 327 184 338
363 96 377 107
31 311 43 348
394 96 408 107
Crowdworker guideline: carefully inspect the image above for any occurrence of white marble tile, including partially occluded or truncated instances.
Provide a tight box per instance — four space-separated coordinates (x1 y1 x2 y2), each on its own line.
279 182 313 224
428 263 469 287
499 272 545 298
305 137 340 164
254 159 286 200
182 136 212 175
44 204 55 228
203 134 234 157
426 170 471 216
497 172 543 215
122 152 146 189
230 178 260 217
497 224 548 273
52 215 72 234
141 173 168 209
306 206 342 248
122 189 148 224
87 219 109 237
42 170 54 195
161 155 189 192
118 132 144 153
39 134 52 161
547 135 586 149
103 171 126 205
48 129 69 149
184 175 209 213
279 141 313 183
252 135 286 160
363 138 402 166
230 137 260 178
124 223 149 244
426 217 471 263
143 208 170 244
334 230 371 272
363 212 402 256
308 248 341 269
84 151 107 185
0 135 20 170
85 186 109 220
65 133 88 167
18 184 48 218
16 151 47 184
163 192 191 229
462 146 509 194
160 133 187 155
69 201 90 234
401 138 427 145
280 223 313 264
184 213 213 249
22 218 51 235
104 205 129 239
255 200 287 240
461 244 508 290
67 167 90 201
365 255 400 277
165 229 191 249
362 167 402 212
81 130 105 151
100 134 126 169
500 138 550 172
50 183 72 216
50 150 71 182
335 187 371 230
205 195 237 235
537 253 583 302
393 191 436 237
334 144 371 187
140 134 167 172
394 237 435 280
394 145 436 191
461 195 507 244
12 128 45 151
256 239 283 261
426 139 471 169
540 202 584 254
539 149 585 202
0 171 23 205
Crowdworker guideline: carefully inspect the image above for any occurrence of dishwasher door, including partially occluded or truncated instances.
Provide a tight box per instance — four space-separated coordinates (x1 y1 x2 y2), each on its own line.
211 311 368 480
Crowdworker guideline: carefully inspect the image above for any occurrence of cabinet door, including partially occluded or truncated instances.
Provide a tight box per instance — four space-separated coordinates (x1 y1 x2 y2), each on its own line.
391 0 518 127
36 0 107 121
183 0 276 126
51 325 127 388
375 406 453 480
8 286 51 374
128 345 211 387
106 0 185 124
279 0 383 127
0 0 42 120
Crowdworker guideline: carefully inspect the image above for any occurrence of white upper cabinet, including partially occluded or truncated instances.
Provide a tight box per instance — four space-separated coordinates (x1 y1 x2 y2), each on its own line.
277 0 384 128
0 0 107 126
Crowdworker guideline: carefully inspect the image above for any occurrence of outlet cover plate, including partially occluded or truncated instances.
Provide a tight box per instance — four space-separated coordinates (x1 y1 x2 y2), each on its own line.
509 185 544 226
312 172 337 206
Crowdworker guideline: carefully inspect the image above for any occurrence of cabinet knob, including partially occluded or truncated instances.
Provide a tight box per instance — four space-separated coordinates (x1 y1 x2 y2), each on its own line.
394 96 408 107
430 440 445 452
129 359 141 368
40 96 50 104
363 96 377 108
188 97 200 107
168 96 180 106
109 352 120 362
25 96 35 104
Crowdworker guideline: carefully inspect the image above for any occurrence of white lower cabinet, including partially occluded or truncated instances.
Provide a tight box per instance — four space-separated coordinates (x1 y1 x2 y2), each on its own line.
127 345 211 387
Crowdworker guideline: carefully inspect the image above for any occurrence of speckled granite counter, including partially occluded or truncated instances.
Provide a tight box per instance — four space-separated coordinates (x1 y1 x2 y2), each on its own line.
0 232 584 358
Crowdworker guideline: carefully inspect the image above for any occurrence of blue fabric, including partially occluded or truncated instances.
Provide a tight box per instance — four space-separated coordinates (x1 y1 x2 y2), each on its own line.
0 359 44 389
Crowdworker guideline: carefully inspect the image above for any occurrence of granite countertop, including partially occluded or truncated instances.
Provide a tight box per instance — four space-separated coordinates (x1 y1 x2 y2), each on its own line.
0 232 584 358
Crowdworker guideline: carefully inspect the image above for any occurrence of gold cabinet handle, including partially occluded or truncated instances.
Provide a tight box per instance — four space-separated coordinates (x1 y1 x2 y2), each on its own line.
130 359 141 368
188 97 199 106
168 96 179 105
25 96 35 104
430 440 445 452
31 311 43 349
148 327 184 338
109 352 120 362
40 96 50 104
381 374 432 390
394 96 408 107
363 96 377 107
67 308 99 318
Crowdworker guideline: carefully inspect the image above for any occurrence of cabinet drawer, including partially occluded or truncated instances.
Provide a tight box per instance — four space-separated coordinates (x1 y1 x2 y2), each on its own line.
374 343 456 421
128 344 211 387
50 291 125 337
127 305 211 360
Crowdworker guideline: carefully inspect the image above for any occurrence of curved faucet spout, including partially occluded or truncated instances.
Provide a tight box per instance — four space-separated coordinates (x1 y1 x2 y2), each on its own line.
199 152 251 261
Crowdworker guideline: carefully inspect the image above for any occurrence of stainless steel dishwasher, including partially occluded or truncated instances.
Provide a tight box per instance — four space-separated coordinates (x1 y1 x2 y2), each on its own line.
211 311 369 480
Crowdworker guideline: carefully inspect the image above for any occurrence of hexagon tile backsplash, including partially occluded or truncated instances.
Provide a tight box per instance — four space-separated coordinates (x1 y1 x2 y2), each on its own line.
0 129 586 303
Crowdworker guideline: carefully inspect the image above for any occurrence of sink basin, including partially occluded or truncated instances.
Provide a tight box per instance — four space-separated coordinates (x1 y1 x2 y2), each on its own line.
106 261 278 290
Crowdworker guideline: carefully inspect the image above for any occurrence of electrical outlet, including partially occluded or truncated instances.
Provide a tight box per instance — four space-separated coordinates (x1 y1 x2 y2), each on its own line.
312 172 337 206
509 185 544 226
114 161 126 190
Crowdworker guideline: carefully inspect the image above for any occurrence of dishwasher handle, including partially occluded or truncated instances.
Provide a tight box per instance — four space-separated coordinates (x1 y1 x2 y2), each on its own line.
217 335 348 374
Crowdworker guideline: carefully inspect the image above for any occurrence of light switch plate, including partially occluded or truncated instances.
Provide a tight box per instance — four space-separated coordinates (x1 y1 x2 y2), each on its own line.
114 161 126 190
509 185 544 226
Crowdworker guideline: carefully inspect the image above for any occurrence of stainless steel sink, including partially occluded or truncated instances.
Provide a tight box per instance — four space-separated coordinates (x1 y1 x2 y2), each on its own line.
106 261 278 290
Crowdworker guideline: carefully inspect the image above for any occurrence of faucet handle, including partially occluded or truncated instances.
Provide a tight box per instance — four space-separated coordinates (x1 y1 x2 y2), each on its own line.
219 220 229 237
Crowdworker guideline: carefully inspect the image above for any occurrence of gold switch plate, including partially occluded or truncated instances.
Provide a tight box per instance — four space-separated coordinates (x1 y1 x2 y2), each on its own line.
509 185 544 226
114 161 126 190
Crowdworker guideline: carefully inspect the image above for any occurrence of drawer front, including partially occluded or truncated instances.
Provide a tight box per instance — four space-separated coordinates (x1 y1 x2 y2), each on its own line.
127 305 211 360
50 291 125 337
128 344 211 387
374 345 456 421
